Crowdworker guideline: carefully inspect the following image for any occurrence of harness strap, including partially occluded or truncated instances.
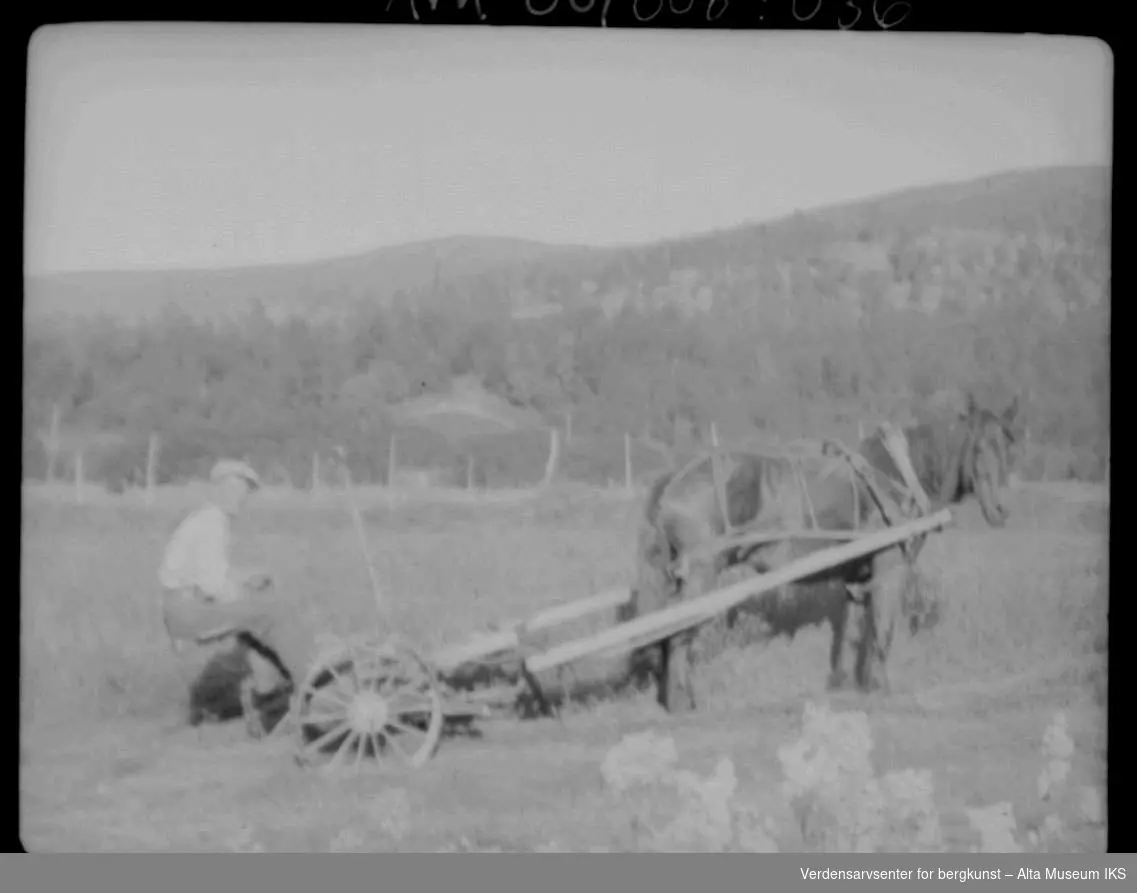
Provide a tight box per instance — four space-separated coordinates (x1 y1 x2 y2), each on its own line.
710 449 733 536
879 422 931 514
824 439 902 529
664 452 706 504
791 457 819 530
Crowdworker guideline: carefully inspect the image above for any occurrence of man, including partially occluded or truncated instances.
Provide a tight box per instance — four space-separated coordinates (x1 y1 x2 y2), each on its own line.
159 459 311 736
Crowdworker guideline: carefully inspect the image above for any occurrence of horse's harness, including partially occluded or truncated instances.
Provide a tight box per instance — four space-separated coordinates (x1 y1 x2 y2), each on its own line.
657 426 929 584
672 440 824 543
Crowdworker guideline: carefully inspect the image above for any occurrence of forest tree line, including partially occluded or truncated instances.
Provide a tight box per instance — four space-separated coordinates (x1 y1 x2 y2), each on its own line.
23 168 1110 489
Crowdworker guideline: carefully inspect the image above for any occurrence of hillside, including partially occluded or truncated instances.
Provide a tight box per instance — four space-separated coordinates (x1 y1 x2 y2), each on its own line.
23 164 1110 490
24 235 593 326
25 165 1109 328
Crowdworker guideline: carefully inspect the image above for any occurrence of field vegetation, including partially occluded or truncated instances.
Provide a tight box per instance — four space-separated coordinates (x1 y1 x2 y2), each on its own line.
20 480 1107 851
21 164 1110 850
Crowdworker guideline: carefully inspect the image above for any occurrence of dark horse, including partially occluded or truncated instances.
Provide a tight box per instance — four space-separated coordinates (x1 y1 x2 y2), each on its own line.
867 395 1023 527
620 429 930 714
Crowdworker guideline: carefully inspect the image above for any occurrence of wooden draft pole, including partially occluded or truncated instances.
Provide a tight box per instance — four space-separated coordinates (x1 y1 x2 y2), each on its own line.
526 508 953 674
431 587 632 672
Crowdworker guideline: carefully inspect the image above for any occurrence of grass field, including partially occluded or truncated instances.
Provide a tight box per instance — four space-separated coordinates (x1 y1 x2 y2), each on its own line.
20 480 1108 852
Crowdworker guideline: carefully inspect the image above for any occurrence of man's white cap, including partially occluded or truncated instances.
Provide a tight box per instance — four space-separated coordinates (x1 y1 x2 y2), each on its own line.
210 459 261 491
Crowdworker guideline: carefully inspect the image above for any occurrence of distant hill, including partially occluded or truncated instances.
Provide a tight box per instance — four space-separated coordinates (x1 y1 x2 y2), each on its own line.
24 164 1109 328
24 234 593 326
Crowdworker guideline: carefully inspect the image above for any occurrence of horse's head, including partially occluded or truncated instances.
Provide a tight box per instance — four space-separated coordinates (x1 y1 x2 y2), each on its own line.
960 394 1024 524
965 395 1024 482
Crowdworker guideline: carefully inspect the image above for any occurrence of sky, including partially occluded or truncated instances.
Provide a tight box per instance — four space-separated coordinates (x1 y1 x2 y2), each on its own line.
25 25 1111 276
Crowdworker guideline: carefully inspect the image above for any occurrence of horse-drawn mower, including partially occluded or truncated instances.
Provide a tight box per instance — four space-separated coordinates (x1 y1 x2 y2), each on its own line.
247 431 953 775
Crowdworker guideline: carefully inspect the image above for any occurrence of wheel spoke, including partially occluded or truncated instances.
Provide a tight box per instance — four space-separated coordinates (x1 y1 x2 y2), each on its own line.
386 718 427 744
308 687 350 709
305 691 350 714
343 649 364 688
327 729 360 772
352 732 366 774
304 720 350 755
381 728 410 761
357 666 385 694
323 659 355 692
376 663 421 694
297 643 441 771
389 693 435 714
302 709 348 727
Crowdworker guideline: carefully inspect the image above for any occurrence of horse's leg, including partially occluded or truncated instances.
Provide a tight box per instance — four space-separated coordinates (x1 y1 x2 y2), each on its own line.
842 583 873 691
660 560 712 714
827 585 851 691
665 627 699 714
660 620 699 714
657 627 697 714
658 633 695 714
860 552 908 694
656 637 673 711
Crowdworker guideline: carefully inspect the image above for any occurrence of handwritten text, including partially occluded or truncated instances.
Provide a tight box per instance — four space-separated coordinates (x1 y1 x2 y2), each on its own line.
385 0 914 29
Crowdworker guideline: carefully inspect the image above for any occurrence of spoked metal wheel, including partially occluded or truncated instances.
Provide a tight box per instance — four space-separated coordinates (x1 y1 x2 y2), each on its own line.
293 637 443 774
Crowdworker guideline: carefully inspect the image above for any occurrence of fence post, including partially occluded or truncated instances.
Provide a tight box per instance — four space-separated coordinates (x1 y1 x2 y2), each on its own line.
146 433 159 506
49 404 61 483
624 432 633 494
466 454 475 490
542 427 560 490
74 450 85 505
388 434 398 487
311 451 321 493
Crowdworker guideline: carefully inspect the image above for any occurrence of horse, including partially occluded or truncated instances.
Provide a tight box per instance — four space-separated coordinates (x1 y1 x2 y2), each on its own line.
620 430 929 714
877 395 1023 527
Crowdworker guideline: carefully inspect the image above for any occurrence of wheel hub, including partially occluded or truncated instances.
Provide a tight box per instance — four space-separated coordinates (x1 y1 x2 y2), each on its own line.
349 691 389 733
